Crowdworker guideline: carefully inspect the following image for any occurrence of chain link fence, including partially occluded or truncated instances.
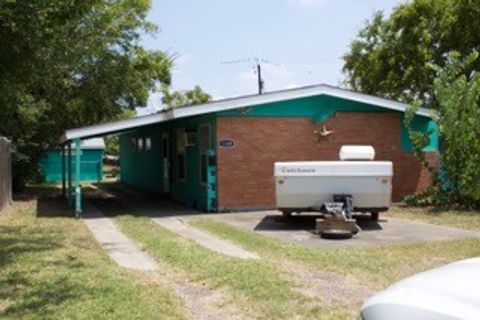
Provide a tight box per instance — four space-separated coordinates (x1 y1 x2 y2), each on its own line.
0 137 12 212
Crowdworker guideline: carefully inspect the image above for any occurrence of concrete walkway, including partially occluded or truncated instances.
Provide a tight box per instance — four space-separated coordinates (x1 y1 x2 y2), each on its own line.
153 217 259 260
97 184 259 260
83 201 158 271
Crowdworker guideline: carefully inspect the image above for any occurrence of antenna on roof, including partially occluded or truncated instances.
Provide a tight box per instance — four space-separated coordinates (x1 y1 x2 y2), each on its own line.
221 57 281 95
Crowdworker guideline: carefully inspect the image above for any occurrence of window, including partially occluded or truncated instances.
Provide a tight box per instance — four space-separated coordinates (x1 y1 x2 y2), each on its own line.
176 128 186 180
199 124 211 184
137 137 144 152
145 137 152 151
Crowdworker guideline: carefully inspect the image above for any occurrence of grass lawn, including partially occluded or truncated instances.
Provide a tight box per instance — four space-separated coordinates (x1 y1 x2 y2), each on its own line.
389 205 480 231
0 198 185 319
191 219 480 290
3 186 480 320
191 218 480 290
94 195 480 319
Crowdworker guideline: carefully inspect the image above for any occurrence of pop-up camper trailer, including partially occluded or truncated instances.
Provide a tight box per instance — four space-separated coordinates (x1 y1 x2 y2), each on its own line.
274 145 393 238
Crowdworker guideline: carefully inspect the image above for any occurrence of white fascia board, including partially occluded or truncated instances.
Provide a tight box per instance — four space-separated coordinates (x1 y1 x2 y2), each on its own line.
170 84 432 120
60 112 167 143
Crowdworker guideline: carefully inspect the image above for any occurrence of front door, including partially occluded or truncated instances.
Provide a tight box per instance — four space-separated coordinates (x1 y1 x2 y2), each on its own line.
161 133 170 193
199 124 216 212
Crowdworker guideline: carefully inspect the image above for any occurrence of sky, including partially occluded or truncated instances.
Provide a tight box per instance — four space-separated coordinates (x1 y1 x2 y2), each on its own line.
140 0 404 114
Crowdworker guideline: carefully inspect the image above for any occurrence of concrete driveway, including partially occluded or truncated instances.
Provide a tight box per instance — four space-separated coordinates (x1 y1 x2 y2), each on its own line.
202 211 480 248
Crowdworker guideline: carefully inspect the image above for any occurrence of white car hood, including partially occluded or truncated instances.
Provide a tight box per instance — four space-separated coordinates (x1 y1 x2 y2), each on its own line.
362 257 480 320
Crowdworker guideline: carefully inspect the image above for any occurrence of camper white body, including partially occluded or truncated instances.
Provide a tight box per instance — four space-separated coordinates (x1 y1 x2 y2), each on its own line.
274 161 393 211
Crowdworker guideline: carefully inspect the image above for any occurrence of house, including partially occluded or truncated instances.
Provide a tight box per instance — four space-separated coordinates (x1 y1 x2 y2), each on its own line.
41 138 105 183
59 84 438 214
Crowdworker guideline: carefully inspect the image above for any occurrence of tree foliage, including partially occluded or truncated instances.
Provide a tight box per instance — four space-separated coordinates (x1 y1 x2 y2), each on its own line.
161 85 211 110
405 51 480 208
343 0 480 107
104 109 136 156
0 0 172 189
432 51 480 206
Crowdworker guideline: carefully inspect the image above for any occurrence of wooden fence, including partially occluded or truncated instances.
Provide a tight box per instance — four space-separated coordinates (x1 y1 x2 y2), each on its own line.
0 137 12 212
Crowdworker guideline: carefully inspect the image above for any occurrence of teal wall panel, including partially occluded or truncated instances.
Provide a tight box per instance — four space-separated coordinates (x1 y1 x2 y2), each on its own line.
400 114 439 152
120 125 163 193
40 149 103 183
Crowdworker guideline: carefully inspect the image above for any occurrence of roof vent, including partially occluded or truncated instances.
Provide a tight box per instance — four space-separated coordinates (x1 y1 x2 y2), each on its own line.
339 145 375 161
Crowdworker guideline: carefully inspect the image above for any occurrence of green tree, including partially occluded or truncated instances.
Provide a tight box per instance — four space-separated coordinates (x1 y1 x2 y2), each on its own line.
161 85 211 110
104 109 136 157
343 0 480 107
405 51 480 208
0 0 172 189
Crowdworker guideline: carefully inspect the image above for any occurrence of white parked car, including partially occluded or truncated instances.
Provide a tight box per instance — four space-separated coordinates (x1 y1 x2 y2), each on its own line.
361 258 480 320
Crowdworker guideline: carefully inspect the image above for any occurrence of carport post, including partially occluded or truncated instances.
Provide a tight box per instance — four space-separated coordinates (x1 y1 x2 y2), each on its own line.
74 138 82 217
61 144 66 196
67 142 72 206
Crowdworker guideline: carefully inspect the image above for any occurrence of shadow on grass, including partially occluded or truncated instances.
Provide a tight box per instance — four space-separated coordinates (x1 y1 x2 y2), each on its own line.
13 184 64 202
0 223 85 318
0 276 81 318
0 225 62 269
90 197 152 218
36 197 74 218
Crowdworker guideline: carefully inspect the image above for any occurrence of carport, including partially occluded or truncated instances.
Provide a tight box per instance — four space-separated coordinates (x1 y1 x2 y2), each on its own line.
59 113 167 216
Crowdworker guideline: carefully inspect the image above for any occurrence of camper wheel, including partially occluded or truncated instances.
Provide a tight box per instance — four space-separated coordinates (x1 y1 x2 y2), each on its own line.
371 211 379 221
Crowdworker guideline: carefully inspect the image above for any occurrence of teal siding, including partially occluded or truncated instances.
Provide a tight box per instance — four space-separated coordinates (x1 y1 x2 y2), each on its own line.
40 149 103 183
119 114 216 211
219 95 382 122
400 115 439 152
120 126 163 192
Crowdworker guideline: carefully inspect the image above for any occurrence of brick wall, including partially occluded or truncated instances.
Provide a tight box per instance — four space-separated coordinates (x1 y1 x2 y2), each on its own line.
216 112 438 211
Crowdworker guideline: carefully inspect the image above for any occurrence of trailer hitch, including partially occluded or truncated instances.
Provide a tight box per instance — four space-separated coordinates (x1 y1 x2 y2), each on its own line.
316 194 360 239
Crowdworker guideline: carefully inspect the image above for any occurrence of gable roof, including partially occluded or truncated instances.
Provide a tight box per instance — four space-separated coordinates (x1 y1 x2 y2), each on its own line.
60 84 432 143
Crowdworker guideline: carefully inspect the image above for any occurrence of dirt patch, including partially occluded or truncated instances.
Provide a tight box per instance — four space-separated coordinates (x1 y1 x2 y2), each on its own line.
279 260 374 307
140 269 249 320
